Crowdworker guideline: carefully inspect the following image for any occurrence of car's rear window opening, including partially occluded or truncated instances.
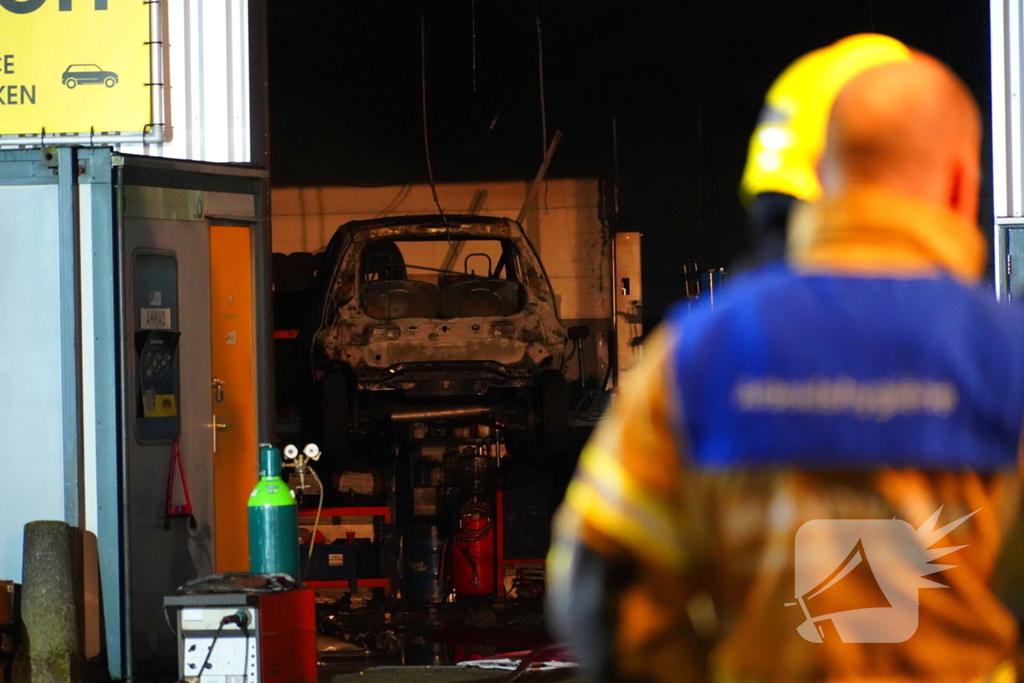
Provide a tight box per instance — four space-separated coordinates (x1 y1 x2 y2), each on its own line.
360 237 524 320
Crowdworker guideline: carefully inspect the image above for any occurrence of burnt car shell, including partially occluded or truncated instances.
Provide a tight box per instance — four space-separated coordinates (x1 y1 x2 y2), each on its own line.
308 215 567 397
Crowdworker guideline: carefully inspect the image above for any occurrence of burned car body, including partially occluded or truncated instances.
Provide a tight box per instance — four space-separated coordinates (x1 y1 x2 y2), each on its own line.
305 215 568 447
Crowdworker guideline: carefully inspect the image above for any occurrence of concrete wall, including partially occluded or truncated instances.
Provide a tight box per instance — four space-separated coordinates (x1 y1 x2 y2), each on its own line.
270 178 613 322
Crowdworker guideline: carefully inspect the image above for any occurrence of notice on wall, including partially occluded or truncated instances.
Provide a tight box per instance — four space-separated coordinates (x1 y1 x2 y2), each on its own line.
140 307 171 330
0 0 151 137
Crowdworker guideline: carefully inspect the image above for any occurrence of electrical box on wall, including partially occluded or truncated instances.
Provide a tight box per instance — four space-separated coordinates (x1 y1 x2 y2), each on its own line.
613 232 643 382
133 251 181 441
996 220 1024 301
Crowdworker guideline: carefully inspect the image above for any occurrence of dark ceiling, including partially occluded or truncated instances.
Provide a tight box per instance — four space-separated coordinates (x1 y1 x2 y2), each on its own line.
267 0 992 320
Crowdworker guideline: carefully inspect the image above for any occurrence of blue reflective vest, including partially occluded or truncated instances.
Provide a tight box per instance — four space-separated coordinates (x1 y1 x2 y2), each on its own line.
670 265 1024 472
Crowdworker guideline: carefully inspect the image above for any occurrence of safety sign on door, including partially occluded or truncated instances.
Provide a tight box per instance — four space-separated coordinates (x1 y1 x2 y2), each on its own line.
0 0 150 137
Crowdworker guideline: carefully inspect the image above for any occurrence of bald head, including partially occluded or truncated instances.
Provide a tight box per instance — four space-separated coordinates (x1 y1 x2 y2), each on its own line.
819 54 981 220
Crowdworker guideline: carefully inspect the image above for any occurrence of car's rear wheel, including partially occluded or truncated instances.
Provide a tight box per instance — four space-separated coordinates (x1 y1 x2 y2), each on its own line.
104 77 116 88
65 79 77 89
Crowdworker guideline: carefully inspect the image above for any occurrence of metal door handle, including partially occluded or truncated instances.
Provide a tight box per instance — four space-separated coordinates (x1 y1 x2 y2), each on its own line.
212 378 227 403
210 415 232 452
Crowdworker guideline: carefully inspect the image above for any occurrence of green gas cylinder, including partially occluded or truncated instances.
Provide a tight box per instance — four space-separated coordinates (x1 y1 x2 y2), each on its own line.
248 444 300 579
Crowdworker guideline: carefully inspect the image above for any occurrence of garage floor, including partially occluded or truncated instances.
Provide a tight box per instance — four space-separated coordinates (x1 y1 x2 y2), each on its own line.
316 599 550 655
326 666 583 683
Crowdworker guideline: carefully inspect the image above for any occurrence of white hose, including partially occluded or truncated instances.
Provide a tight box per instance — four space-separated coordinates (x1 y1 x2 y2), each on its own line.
302 467 325 582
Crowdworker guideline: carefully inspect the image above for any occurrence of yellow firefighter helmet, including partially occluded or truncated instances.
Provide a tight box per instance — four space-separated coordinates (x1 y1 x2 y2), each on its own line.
739 34 912 204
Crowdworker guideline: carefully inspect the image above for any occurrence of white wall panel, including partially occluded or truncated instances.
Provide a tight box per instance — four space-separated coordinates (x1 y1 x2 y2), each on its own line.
121 0 251 162
993 0 1024 219
0 185 65 582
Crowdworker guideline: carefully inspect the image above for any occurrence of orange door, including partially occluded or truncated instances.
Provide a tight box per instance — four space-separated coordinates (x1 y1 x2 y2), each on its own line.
209 224 258 572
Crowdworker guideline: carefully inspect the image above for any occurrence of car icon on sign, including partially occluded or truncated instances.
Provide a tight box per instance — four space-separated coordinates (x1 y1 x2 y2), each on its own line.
61 64 119 89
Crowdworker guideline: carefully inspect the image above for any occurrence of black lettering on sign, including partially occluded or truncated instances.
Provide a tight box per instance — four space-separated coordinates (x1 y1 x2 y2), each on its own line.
2 55 12 74
0 0 45 14
0 0 107 12
0 85 36 105
59 0 108 10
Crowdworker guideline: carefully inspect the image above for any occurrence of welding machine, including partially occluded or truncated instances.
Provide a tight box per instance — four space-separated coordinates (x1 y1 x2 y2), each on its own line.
164 588 317 683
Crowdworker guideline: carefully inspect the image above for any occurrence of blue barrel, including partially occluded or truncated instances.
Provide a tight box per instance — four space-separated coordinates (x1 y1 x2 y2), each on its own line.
405 524 444 605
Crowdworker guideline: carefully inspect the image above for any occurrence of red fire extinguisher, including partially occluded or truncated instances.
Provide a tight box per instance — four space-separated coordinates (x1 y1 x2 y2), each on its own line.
451 500 495 597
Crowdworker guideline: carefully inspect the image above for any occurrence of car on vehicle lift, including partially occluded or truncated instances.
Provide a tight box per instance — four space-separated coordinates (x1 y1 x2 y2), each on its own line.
302 214 569 456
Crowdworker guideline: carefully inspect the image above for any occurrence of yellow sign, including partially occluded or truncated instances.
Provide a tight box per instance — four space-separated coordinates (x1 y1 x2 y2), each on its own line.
0 0 150 137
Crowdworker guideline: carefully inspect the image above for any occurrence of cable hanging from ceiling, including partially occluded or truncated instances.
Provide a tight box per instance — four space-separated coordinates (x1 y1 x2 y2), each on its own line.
471 0 478 93
536 8 549 158
420 5 448 225
536 5 550 214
